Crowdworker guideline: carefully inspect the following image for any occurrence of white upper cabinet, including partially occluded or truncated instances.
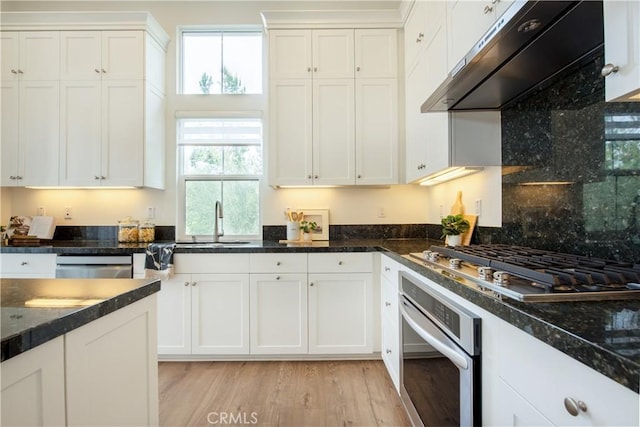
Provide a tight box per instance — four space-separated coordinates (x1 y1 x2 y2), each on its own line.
447 0 514 73
268 28 399 187
312 30 354 79
602 0 640 102
60 31 143 81
1 32 60 81
354 29 397 78
1 12 168 189
268 30 312 79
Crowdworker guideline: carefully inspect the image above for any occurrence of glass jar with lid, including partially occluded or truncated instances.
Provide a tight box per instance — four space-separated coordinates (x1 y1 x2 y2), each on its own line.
138 221 155 243
118 217 139 243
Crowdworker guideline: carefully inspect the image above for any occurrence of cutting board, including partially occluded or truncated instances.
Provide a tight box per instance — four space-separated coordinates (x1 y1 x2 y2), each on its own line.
460 214 477 246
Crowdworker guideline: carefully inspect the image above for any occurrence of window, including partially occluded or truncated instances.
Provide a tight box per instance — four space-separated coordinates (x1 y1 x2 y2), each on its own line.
181 30 263 94
177 117 263 240
604 113 640 172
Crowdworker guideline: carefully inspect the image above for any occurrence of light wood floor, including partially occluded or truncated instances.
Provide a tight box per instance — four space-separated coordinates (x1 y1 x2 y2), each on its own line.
158 360 411 427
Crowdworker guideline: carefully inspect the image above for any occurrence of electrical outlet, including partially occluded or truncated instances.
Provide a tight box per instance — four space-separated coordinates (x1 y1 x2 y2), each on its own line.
37 207 45 216
475 199 482 216
147 206 155 219
439 204 444 218
64 207 72 220
377 207 386 218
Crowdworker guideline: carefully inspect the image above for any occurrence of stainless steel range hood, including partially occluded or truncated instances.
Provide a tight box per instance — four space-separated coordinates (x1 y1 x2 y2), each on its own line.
421 0 604 112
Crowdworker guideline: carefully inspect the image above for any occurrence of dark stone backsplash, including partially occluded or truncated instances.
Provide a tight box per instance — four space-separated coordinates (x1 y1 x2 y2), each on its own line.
487 47 640 262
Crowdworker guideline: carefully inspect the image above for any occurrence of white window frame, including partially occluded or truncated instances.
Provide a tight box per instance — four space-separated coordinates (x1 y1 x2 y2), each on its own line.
177 25 264 95
176 111 263 242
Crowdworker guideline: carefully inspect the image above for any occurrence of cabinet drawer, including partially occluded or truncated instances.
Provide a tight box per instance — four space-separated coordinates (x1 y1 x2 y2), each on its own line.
173 254 249 274
249 253 307 273
498 321 639 426
308 253 372 273
381 275 398 317
380 254 400 282
0 254 56 277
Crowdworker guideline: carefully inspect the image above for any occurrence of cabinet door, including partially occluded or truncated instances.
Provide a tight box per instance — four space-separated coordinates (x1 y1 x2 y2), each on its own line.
308 273 373 354
0 254 57 278
1 32 19 81
487 378 553 427
101 80 143 186
405 56 429 183
157 274 191 355
268 30 312 79
1 80 20 186
313 79 355 185
191 274 250 355
404 1 427 76
0 337 66 427
268 79 313 186
101 31 144 80
355 78 398 185
312 29 354 79
423 112 451 177
250 273 308 354
447 0 495 73
20 80 59 187
60 31 102 81
603 0 640 101
381 274 400 392
19 31 60 81
355 29 397 78
59 81 102 186
65 296 158 427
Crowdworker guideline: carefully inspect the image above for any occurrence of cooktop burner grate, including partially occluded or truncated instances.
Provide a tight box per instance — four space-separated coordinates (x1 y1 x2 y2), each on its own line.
430 244 640 292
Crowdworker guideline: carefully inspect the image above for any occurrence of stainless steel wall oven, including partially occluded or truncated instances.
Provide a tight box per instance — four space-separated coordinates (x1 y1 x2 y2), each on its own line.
399 271 481 426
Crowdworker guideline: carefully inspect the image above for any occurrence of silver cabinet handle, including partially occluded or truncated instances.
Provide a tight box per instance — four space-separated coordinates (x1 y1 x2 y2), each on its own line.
95 68 101 73
307 67 311 72
184 281 190 287
10 69 18 74
101 176 106 180
484 5 493 14
314 175 318 179
310 282 314 286
101 69 107 73
17 70 23 74
564 397 587 416
601 63 619 77
357 174 362 179
384 266 391 272
191 281 197 286
356 66 361 71
386 349 392 354
307 175 312 179
416 32 424 43
21 261 28 266
385 302 391 307
95 176 101 180
314 67 318 72
276 276 281 280
276 261 281 266
338 261 343 266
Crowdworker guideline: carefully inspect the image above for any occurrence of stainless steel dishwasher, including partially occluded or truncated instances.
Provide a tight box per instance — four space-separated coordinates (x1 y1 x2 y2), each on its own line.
55 255 133 278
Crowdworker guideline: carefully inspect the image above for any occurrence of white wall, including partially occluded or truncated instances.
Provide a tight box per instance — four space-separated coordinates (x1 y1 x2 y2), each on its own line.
0 0 502 230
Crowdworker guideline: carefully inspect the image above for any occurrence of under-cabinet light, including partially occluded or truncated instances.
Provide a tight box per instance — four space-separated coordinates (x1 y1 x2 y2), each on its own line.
419 167 484 186
25 298 104 308
519 181 575 186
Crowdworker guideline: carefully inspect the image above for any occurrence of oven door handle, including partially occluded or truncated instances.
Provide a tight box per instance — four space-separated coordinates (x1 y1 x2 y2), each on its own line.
400 300 468 370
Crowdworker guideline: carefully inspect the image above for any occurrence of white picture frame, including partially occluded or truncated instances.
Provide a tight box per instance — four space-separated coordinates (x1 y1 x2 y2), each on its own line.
300 209 330 240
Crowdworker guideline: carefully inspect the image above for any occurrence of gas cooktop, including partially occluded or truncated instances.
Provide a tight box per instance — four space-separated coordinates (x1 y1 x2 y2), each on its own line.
405 244 640 303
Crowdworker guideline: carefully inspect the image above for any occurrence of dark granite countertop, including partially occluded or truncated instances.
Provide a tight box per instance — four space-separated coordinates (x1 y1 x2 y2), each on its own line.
1 277 161 362
1 238 638 393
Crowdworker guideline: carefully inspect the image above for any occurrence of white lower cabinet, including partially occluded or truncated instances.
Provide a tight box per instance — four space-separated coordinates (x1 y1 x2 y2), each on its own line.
1 337 66 426
489 320 640 427
380 254 400 391
0 253 56 278
250 273 308 354
156 254 250 356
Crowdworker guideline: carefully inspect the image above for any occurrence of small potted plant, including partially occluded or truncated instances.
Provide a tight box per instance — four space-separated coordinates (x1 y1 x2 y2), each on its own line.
300 220 318 241
440 214 470 247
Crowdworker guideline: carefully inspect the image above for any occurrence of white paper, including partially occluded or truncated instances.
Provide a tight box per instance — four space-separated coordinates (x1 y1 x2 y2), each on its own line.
28 216 55 239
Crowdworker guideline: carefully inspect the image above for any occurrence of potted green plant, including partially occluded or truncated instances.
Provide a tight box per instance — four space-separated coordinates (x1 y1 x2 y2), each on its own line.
440 214 470 246
300 220 318 241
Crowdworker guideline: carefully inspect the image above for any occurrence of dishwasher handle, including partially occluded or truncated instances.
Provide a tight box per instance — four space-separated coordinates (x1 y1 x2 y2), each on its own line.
400 298 469 370
55 264 133 279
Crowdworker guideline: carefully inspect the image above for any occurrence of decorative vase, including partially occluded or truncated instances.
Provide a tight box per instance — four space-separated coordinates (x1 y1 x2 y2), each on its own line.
446 234 462 247
286 221 300 241
302 232 312 241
